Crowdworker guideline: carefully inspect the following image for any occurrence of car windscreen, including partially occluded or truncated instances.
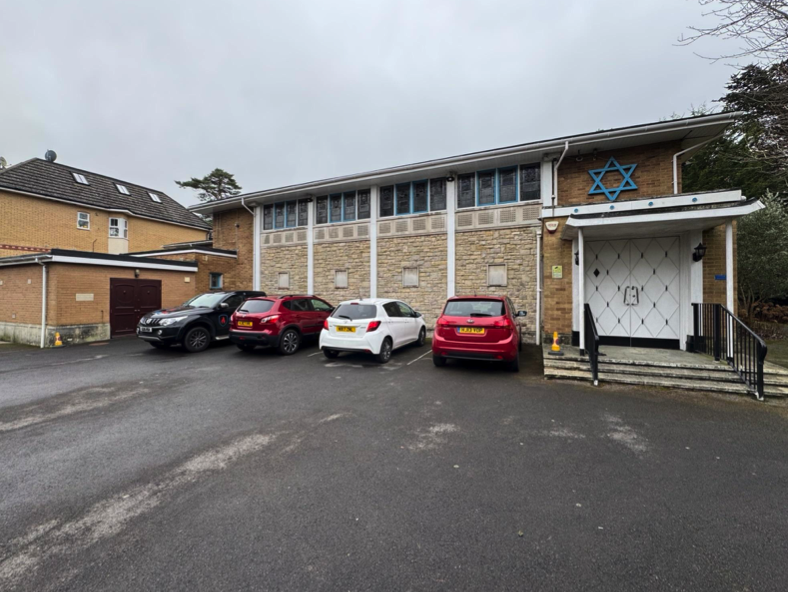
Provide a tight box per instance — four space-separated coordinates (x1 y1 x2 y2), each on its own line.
183 293 226 308
443 299 505 317
238 299 275 314
332 304 377 320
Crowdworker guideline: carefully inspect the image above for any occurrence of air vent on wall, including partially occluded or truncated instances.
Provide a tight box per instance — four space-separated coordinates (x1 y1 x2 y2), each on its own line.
457 213 474 228
343 226 354 238
285 233 294 243
357 225 369 238
431 216 445 231
329 227 339 239
478 211 494 225
296 230 307 242
273 234 283 244
379 222 392 234
395 220 409 233
499 208 516 224
412 218 427 232
315 229 325 240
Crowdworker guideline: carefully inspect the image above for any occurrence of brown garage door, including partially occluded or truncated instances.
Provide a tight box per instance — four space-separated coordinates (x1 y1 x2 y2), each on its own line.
110 278 162 336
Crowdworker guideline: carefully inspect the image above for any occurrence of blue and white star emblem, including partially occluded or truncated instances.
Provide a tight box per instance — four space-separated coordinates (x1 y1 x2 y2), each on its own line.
587 157 638 201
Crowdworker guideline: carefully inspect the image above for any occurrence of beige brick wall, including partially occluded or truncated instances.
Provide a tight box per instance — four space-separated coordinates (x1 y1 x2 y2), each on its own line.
377 234 447 327
0 190 206 257
212 209 254 290
0 265 46 325
556 141 680 207
703 222 738 313
151 252 242 295
454 227 538 340
259 245 308 295
314 241 370 307
541 218 574 338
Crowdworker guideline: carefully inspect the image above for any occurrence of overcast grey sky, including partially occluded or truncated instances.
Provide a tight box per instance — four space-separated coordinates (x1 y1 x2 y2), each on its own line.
0 0 739 207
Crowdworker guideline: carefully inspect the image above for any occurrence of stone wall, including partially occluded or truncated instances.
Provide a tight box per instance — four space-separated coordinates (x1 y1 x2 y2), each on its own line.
703 222 738 313
259 245 309 295
377 234 447 327
455 226 538 342
314 241 370 307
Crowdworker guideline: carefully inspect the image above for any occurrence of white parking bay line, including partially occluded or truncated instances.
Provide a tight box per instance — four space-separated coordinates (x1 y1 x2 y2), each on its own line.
407 351 432 366
308 352 323 357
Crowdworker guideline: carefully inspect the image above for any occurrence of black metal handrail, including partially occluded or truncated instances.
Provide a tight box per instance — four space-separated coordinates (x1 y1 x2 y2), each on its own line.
692 303 767 400
584 304 600 386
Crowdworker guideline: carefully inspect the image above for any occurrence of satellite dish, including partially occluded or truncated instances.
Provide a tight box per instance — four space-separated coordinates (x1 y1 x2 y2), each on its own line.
0 156 7 169
45 150 57 162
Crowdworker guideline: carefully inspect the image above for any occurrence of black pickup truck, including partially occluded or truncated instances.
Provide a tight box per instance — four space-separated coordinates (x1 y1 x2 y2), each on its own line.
136 291 266 353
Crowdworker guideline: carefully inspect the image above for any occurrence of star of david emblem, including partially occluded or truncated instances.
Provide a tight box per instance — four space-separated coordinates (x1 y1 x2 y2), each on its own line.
588 157 638 201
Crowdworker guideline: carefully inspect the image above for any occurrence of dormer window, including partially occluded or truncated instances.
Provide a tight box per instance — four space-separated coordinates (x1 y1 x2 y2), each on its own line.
72 172 89 185
148 192 162 203
116 184 130 195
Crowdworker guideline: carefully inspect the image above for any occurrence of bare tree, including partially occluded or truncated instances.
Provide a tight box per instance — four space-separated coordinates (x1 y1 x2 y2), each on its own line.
679 1 788 62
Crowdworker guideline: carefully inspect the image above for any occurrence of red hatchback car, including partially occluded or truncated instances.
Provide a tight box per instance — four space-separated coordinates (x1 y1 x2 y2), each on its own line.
432 295 527 371
229 295 334 355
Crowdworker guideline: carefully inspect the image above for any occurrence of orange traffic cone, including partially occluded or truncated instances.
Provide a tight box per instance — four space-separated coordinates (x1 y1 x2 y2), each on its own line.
548 331 564 356
54 332 63 347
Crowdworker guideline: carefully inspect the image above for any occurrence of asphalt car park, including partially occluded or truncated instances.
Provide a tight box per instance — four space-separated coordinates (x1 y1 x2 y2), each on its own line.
1 338 787 591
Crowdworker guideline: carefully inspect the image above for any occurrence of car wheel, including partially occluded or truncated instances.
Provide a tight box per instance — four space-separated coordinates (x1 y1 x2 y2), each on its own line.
508 355 520 372
278 329 300 355
183 326 211 353
415 327 426 347
376 338 393 364
432 354 447 367
237 344 256 352
149 342 169 350
323 348 339 359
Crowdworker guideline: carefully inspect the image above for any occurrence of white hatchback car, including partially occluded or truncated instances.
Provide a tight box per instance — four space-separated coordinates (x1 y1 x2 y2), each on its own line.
319 298 427 363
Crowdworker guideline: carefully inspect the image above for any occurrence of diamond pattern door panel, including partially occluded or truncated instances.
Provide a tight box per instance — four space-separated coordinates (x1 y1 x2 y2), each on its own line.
584 240 631 338
629 237 680 339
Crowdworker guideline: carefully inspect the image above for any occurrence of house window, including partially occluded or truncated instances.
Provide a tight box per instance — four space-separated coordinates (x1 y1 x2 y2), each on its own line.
209 272 223 290
457 173 475 209
109 217 128 238
343 192 356 222
395 183 411 215
329 194 342 223
148 192 162 203
380 186 394 217
357 189 371 219
277 271 290 289
429 178 446 211
316 196 328 225
412 181 428 213
478 170 496 206
334 270 348 289
520 164 540 201
402 267 419 287
298 199 309 226
116 184 130 195
487 264 507 287
263 204 273 230
72 172 89 185
275 203 285 228
77 212 90 230
286 201 297 228
498 168 517 203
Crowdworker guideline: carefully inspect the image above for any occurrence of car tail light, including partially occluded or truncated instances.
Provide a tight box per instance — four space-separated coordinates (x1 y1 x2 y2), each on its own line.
366 320 381 332
323 319 329 330
494 317 514 330
260 315 280 324
436 317 450 327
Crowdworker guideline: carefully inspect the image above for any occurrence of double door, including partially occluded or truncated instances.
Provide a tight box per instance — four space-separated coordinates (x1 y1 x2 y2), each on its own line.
584 238 680 346
109 278 162 336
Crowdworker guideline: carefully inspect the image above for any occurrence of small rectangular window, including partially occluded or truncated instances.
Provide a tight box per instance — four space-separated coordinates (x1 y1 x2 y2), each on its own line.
209 273 223 290
274 203 285 228
72 172 89 185
429 178 446 211
148 192 162 203
499 168 517 203
343 192 356 222
395 183 411 215
458 173 475 209
520 164 541 202
487 264 507 287
478 171 495 205
334 270 348 289
116 184 129 195
263 204 273 230
316 196 328 225
357 189 371 219
380 186 394 217
77 212 90 229
298 200 309 226
402 267 419 287
109 217 127 238
277 272 290 289
329 194 342 223
412 181 428 213
286 201 297 228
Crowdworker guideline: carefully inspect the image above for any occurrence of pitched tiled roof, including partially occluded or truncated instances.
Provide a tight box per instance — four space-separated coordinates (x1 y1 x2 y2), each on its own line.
0 158 210 230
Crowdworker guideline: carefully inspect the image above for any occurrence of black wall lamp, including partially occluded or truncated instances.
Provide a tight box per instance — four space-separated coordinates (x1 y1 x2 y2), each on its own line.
574 250 579 265
692 243 707 262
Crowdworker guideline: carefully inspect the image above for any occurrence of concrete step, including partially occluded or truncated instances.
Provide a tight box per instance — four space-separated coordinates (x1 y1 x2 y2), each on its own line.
545 357 740 383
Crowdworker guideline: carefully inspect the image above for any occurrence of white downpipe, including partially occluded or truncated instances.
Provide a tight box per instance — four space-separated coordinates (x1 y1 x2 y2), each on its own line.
551 141 569 208
726 220 734 359
369 186 378 298
252 205 261 291
535 228 542 345
578 228 585 354
38 259 47 348
446 175 457 298
307 199 315 294
672 134 723 194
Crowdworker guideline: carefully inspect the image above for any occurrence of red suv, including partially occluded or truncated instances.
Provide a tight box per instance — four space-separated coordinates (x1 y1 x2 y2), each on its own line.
229 295 334 355
432 296 527 372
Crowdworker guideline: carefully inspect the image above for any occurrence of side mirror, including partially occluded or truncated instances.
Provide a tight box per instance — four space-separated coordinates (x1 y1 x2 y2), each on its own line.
415 312 423 318
517 310 528 317
219 302 229 310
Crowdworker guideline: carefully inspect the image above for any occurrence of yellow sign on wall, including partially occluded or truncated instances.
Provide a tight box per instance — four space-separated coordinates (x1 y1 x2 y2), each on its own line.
552 265 563 279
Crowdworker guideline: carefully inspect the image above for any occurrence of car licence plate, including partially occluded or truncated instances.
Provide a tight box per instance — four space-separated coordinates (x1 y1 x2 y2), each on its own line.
237 321 253 327
139 326 152 333
336 326 356 333
458 327 485 334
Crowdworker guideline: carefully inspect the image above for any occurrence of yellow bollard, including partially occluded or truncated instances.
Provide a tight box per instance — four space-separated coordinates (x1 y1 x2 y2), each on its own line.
548 331 564 356
54 332 63 347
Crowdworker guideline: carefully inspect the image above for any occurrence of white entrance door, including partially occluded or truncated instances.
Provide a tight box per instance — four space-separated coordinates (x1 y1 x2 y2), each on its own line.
584 237 681 344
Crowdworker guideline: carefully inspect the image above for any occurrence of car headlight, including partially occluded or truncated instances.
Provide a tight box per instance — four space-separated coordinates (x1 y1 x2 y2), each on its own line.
159 316 188 327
